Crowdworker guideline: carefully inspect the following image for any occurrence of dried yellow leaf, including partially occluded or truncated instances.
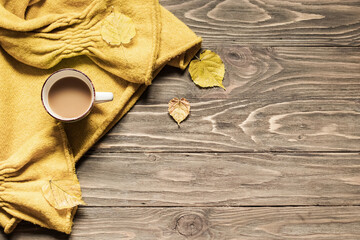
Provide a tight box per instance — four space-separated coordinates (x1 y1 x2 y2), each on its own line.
188 50 226 89
42 179 86 210
168 97 190 125
101 11 136 46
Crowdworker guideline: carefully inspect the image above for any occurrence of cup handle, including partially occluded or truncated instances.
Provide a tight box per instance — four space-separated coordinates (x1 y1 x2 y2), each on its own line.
95 92 113 103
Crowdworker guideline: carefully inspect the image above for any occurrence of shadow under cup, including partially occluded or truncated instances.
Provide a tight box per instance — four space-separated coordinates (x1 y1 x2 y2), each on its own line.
41 69 96 122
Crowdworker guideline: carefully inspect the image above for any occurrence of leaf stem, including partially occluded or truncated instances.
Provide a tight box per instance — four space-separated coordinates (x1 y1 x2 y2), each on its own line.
121 45 129 64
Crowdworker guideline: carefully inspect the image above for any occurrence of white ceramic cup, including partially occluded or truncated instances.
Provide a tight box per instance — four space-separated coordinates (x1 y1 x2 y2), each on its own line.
41 68 113 122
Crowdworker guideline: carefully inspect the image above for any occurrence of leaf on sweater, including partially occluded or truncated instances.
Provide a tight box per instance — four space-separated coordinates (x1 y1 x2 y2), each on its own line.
168 97 190 125
42 179 86 210
188 50 226 89
101 11 136 46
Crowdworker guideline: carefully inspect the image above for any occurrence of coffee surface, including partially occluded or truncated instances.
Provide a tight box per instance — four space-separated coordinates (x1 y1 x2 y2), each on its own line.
48 77 92 118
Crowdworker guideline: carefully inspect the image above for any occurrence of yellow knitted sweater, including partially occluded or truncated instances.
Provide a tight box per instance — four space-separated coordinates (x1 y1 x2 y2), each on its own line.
0 0 201 234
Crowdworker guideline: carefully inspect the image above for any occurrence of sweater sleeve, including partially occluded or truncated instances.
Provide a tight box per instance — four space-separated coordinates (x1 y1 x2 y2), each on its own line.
0 124 80 234
0 209 20 234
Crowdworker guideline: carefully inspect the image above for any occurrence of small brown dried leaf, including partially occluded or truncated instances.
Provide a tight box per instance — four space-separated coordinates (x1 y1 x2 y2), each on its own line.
42 179 86 210
168 97 190 125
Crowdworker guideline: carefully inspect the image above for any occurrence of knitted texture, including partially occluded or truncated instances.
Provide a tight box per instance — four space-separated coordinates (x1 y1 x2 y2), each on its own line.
0 0 201 234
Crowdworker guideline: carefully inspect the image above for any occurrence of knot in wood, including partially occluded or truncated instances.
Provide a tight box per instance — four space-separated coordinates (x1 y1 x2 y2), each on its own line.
227 47 256 70
147 154 157 161
175 214 204 237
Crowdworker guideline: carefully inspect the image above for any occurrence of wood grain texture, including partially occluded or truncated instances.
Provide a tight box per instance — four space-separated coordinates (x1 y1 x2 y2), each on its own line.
92 47 360 153
144 47 360 100
5 207 360 240
76 153 360 206
160 0 360 46
4 1 360 238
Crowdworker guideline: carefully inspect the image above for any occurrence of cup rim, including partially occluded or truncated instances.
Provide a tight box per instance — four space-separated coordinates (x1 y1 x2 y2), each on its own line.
41 68 96 122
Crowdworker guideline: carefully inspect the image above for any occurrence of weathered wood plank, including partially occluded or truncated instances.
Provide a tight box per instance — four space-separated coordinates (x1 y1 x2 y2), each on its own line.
90 47 360 152
74 153 360 206
6 206 360 239
160 0 360 47
145 47 360 101
93 98 360 152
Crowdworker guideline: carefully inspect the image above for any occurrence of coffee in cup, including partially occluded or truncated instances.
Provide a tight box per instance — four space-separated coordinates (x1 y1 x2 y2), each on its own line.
42 68 113 122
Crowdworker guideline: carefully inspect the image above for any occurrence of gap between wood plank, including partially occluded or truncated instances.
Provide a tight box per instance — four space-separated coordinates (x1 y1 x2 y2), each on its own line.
81 205 360 208
87 150 360 155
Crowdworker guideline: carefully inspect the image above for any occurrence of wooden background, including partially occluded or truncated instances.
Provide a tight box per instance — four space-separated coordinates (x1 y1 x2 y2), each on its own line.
3 0 360 239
